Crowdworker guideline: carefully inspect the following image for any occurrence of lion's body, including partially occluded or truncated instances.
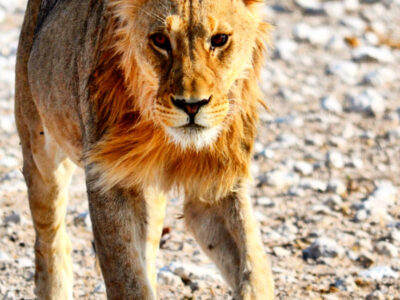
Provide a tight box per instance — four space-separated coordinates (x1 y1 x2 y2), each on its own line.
15 0 274 299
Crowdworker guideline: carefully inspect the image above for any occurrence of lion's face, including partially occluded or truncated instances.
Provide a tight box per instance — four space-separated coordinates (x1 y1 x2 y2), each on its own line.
119 0 261 149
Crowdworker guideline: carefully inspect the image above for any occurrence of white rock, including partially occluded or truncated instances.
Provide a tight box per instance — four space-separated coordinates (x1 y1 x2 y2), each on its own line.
298 178 327 192
293 23 312 41
276 133 300 147
256 197 274 207
366 291 385 300
305 134 324 146
17 257 33 268
0 251 10 262
0 156 19 169
168 261 222 282
340 16 367 33
359 266 398 281
273 246 291 257
158 269 184 286
93 283 106 294
386 128 400 140
327 151 345 169
293 161 314 176
325 195 343 210
369 181 397 206
303 238 345 259
326 34 346 50
355 209 369 221
333 276 356 291
288 186 306 197
346 89 386 117
375 241 398 257
390 230 400 242
323 2 345 17
326 60 358 84
344 0 360 11
352 46 394 63
265 169 300 189
295 0 324 14
0 115 14 133
346 156 364 169
364 32 380 46
308 27 333 46
362 68 396 86
327 179 347 195
275 39 298 62
321 96 342 113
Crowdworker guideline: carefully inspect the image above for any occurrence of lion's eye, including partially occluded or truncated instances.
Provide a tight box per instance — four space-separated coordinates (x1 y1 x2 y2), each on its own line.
151 33 171 51
211 34 229 48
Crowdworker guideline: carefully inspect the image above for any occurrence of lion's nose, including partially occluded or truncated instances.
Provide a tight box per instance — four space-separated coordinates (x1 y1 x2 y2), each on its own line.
171 97 211 123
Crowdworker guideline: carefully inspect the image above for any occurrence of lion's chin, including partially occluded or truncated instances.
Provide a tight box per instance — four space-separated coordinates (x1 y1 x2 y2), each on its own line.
164 125 222 150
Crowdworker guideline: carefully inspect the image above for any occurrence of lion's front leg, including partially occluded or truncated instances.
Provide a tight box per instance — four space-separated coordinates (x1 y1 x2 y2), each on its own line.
184 185 274 300
86 179 155 300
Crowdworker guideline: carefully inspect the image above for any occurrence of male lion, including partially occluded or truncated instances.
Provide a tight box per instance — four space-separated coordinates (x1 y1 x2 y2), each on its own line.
15 0 274 299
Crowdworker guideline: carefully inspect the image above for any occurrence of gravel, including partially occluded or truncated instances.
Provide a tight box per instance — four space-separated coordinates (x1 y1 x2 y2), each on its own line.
1 0 400 299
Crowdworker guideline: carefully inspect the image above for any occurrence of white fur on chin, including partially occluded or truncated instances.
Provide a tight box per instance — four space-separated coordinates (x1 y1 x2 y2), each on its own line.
165 125 222 150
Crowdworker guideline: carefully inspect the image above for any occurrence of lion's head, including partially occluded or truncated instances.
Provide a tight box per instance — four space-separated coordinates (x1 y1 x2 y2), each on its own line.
89 0 268 196
108 0 267 149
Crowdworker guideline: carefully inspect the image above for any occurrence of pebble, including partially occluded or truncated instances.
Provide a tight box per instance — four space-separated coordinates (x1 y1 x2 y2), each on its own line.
326 60 358 84
167 262 222 282
366 291 385 300
323 1 345 17
93 283 106 294
326 150 345 169
303 238 345 260
295 0 324 14
320 96 342 113
275 39 298 62
17 257 32 268
264 169 300 189
352 46 394 63
359 266 398 280
375 241 398 257
325 195 343 210
256 196 274 207
345 89 386 117
333 276 356 291
0 251 10 262
298 178 327 192
327 179 347 195
362 68 396 86
273 246 291 257
158 269 183 287
0 156 19 169
340 16 367 33
3 211 21 225
344 0 360 11
293 161 313 176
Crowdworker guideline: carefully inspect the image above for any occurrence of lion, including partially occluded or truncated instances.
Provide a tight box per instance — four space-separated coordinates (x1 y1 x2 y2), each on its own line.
15 0 274 299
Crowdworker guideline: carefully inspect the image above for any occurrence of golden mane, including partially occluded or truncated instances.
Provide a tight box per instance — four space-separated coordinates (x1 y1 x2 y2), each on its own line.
87 1 270 199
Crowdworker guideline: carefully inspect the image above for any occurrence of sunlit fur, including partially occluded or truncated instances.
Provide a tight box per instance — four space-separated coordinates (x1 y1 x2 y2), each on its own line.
88 0 270 199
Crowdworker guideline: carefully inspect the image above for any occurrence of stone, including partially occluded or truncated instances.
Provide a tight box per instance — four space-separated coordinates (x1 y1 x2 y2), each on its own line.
0 251 10 262
333 276 356 291
17 257 33 268
344 0 360 11
0 156 19 169
375 241 398 257
352 46 394 63
308 27 333 46
323 2 345 17
256 197 274 207
295 0 325 14
327 151 345 169
362 68 396 86
325 195 343 210
327 179 347 195
346 89 386 117
273 246 291 257
366 291 385 300
298 178 327 192
340 17 367 33
326 60 358 84
320 96 342 113
303 238 345 260
293 161 314 176
293 23 311 41
275 39 298 62
264 169 300 189
158 269 184 286
93 283 106 294
359 266 398 280
167 261 223 282
3 211 21 225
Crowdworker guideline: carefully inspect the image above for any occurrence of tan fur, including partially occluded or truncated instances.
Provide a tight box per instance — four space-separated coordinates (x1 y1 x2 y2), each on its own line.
16 0 274 299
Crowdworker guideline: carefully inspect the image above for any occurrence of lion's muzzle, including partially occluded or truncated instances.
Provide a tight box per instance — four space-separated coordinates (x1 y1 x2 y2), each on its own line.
171 96 211 125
